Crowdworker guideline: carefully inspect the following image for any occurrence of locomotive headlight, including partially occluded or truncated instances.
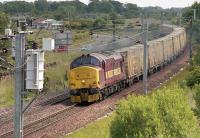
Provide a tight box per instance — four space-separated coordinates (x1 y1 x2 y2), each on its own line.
82 80 86 85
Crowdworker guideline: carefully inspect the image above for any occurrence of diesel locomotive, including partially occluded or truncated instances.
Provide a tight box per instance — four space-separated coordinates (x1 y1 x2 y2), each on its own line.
69 26 186 103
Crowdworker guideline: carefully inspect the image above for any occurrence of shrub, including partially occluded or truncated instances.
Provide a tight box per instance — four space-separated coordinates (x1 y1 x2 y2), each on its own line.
153 87 197 137
193 85 200 116
192 47 200 65
186 66 200 88
110 96 161 138
110 87 198 138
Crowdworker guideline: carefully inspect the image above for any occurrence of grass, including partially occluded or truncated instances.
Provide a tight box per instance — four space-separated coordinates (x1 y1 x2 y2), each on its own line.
44 52 78 92
159 68 189 88
66 115 115 138
0 77 14 108
42 29 91 92
65 68 197 138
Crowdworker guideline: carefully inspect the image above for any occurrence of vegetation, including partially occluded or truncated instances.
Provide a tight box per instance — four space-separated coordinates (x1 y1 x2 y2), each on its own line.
186 46 200 117
183 2 200 119
0 77 14 108
0 11 9 34
0 0 182 25
186 66 200 87
193 85 200 116
66 115 114 138
66 69 200 138
110 87 198 138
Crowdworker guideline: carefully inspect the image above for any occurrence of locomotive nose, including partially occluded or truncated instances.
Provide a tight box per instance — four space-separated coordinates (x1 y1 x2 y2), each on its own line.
69 66 101 89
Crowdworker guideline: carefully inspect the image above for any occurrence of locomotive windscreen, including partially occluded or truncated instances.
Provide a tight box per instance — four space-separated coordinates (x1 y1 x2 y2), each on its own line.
70 55 100 69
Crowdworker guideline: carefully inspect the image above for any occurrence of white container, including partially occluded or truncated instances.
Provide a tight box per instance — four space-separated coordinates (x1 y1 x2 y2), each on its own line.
42 38 55 51
26 49 44 90
5 29 12 36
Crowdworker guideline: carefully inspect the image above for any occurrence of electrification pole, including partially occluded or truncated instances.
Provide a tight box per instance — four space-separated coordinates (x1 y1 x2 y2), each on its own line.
189 18 193 63
140 12 144 31
194 9 196 20
179 10 182 26
143 19 148 94
14 33 25 138
161 12 164 24
112 20 116 42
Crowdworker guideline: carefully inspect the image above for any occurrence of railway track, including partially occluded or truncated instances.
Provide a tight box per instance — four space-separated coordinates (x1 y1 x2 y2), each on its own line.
1 104 76 138
0 92 70 131
0 47 188 138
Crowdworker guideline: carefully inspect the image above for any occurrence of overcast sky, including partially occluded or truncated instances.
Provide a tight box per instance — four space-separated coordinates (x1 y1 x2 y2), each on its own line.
1 0 200 9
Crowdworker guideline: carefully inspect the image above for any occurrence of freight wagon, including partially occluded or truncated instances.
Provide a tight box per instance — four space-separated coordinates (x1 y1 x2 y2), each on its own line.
69 26 187 103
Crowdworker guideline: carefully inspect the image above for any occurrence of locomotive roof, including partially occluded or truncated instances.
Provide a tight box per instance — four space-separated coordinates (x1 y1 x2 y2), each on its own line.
91 51 122 61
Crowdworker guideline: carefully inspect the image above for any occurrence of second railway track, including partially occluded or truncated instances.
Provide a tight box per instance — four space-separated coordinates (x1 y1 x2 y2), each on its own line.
1 104 76 138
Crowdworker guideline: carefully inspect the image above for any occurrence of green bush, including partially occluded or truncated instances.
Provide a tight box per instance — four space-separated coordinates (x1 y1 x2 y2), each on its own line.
153 87 197 137
186 66 200 88
110 96 161 138
192 47 200 65
110 87 198 138
193 85 200 116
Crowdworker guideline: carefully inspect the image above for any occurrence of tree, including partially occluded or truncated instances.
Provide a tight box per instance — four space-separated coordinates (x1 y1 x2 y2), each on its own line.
124 3 140 18
186 66 200 87
110 87 198 138
110 1 124 13
93 17 106 29
110 96 161 138
3 1 34 15
153 87 197 137
183 2 200 20
0 12 9 34
34 0 48 12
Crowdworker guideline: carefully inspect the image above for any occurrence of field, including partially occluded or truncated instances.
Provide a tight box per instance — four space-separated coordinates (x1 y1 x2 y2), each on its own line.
0 76 14 108
66 68 198 138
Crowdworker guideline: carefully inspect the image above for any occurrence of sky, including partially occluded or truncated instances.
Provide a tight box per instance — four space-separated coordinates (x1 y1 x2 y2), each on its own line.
1 0 200 9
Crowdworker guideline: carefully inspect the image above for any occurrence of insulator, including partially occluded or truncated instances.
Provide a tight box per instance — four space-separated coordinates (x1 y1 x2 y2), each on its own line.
2 48 8 53
60 30 64 33
32 42 38 49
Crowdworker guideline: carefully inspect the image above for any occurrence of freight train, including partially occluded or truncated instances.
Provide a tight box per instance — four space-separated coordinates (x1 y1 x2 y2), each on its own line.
69 26 186 103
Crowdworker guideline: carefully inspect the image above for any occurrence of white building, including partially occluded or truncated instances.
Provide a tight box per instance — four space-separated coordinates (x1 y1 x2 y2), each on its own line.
42 38 55 51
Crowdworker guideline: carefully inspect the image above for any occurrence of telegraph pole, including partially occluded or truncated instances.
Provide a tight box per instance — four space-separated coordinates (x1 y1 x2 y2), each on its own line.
143 18 148 94
14 33 25 138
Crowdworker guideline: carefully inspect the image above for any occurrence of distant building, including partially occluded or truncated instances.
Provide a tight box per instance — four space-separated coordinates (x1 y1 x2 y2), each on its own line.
44 19 63 29
54 31 72 52
32 17 46 29
32 17 63 29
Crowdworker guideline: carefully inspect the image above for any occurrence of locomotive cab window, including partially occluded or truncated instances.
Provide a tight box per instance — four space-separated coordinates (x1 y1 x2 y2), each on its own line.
71 55 100 69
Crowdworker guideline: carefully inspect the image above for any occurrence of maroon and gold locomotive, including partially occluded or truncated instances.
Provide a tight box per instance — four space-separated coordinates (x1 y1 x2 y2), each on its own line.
69 52 126 103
